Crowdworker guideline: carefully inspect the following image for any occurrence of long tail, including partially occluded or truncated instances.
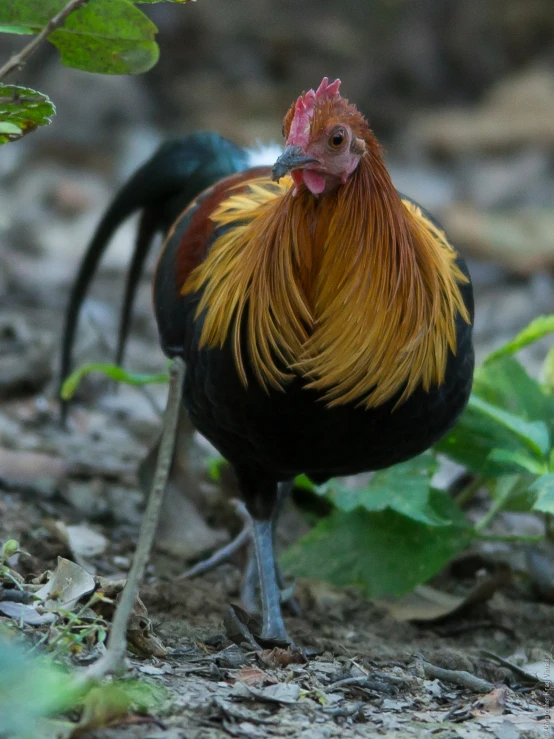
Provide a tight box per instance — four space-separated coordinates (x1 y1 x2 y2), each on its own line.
59 132 249 424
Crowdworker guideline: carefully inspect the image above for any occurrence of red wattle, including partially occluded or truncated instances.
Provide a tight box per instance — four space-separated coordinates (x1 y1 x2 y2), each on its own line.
303 170 326 195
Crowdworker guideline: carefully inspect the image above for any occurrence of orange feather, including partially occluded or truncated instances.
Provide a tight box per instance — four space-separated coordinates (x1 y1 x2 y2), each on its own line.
182 117 470 409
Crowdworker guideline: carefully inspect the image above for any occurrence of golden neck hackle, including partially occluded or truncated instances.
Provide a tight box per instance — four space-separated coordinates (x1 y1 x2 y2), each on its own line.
182 153 470 409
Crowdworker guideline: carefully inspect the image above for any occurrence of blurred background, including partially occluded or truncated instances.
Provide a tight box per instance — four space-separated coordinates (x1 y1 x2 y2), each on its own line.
0 0 553 523
1 0 554 383
0 0 552 639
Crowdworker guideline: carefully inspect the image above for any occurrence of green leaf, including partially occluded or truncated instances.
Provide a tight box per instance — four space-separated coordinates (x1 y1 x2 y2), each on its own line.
473 356 554 426
117 679 166 713
437 407 529 477
326 454 447 526
207 455 225 482
282 490 471 598
438 354 554 476
0 637 82 738
437 395 550 477
0 0 160 75
0 85 55 144
488 449 547 475
0 24 34 34
294 474 318 492
61 362 168 400
0 121 22 134
530 474 554 515
486 473 540 514
468 395 549 458
543 345 554 396
484 315 554 364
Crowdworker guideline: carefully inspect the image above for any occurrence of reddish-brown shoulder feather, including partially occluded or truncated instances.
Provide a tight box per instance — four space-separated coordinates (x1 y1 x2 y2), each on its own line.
159 166 271 292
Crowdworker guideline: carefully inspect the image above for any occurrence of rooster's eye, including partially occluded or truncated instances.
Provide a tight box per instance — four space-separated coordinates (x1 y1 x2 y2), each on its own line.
329 130 345 149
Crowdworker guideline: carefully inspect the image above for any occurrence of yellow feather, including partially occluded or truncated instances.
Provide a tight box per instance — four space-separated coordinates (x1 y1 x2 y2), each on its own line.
182 165 470 409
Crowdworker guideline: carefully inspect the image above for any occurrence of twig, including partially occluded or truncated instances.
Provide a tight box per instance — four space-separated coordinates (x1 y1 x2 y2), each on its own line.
0 587 32 603
0 0 89 81
481 649 551 687
78 357 185 683
417 656 493 693
321 701 364 717
326 676 400 694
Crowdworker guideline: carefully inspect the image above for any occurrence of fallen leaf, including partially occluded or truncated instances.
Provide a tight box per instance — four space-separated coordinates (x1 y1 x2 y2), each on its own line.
137 664 164 676
411 67 554 155
259 647 306 668
0 601 56 625
123 597 167 658
48 521 108 572
379 564 510 623
235 666 277 687
232 681 300 704
35 557 95 611
471 686 510 717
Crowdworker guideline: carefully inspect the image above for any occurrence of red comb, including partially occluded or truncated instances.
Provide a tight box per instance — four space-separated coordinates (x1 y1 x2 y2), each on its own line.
315 77 341 100
287 78 342 147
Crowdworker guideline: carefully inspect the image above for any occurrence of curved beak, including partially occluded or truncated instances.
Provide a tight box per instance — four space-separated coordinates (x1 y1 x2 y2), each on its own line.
271 145 319 182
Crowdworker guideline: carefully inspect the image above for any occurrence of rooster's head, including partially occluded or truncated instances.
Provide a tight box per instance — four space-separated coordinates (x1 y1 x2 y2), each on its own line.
272 77 369 196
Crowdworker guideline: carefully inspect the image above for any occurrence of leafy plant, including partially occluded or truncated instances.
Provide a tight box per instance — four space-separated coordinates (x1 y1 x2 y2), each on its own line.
62 315 554 598
0 0 191 144
60 361 169 400
0 634 166 737
0 635 82 738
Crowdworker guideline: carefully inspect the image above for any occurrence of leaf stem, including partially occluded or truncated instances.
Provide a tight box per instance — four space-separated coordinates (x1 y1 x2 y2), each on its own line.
473 531 544 544
455 476 484 507
474 478 516 533
0 0 89 81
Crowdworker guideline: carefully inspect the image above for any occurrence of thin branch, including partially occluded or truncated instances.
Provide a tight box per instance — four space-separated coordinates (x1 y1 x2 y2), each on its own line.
418 656 493 693
481 649 551 688
0 0 89 82
79 357 185 683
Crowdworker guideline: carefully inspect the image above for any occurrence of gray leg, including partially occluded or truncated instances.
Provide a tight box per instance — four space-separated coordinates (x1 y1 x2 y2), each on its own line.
236 480 297 615
240 545 258 614
251 518 289 643
177 481 297 626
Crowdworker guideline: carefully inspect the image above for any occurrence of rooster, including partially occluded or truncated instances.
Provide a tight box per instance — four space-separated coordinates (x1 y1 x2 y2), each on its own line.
61 78 474 645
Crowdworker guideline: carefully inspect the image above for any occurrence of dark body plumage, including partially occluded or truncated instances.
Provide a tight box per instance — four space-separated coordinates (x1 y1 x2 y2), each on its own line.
154 173 474 514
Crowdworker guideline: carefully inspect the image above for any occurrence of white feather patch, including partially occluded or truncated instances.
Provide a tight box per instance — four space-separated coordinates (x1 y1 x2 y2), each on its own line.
246 141 283 167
